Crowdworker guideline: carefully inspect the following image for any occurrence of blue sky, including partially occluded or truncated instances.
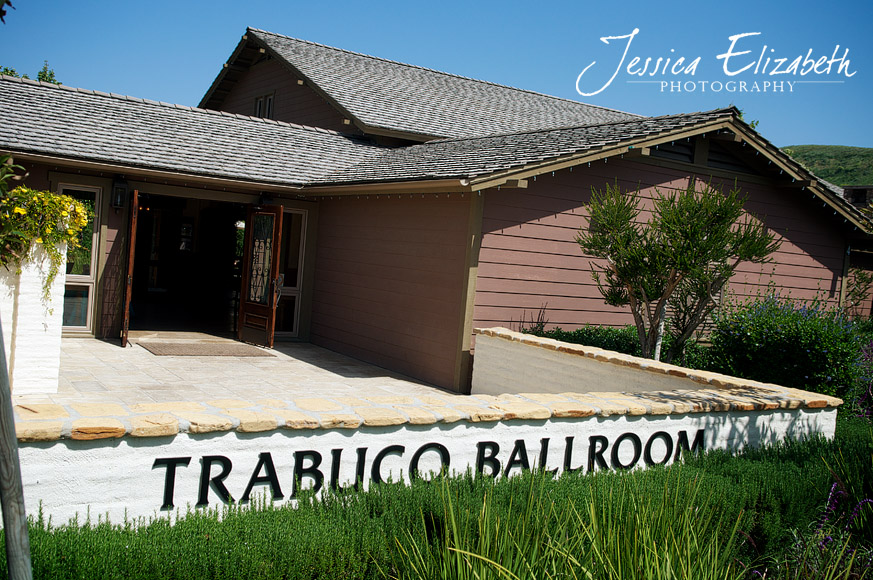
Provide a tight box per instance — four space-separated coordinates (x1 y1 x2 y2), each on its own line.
1 0 870 147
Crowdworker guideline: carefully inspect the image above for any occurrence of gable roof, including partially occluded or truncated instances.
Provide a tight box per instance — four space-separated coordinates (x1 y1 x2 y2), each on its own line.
200 28 642 141
0 75 385 187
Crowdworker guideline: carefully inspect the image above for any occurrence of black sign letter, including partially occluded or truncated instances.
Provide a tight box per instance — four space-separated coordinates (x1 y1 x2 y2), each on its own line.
644 431 674 466
409 442 450 481
197 455 233 507
292 450 324 498
504 439 531 477
241 452 285 502
588 435 609 472
153 457 191 509
476 441 501 478
675 429 705 460
611 433 642 470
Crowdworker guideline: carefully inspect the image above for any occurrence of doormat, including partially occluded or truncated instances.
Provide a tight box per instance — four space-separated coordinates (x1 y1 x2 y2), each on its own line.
135 342 275 357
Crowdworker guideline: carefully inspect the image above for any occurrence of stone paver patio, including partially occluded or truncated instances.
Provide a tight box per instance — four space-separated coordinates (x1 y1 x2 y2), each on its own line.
9 329 843 444
15 332 446 407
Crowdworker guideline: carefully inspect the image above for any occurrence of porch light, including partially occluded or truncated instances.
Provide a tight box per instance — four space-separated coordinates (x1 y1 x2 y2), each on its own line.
111 177 128 209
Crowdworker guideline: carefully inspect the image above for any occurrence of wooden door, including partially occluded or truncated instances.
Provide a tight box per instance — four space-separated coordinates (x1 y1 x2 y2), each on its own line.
121 189 139 347
238 204 283 347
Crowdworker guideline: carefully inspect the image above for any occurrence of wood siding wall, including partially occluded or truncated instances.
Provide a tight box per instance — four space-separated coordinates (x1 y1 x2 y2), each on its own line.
311 196 472 390
215 58 354 133
473 159 849 332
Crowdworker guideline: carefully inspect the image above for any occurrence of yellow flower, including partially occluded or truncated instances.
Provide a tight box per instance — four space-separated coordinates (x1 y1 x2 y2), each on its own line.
36 237 43 244
13 207 26 215
61 211 68 217
67 229 74 235
45 227 51 234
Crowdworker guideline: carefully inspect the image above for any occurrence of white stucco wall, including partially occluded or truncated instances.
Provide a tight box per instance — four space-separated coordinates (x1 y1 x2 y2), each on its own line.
0 245 65 395
18 407 836 526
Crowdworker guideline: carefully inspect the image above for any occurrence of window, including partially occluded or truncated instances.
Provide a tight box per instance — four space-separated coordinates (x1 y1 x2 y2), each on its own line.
60 184 100 332
254 93 275 119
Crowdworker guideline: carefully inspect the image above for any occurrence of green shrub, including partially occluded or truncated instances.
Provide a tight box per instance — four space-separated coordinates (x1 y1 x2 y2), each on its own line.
540 325 642 356
707 295 860 397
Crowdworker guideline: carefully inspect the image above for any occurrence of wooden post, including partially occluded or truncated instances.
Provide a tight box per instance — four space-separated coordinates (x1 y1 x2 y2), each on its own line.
0 320 33 580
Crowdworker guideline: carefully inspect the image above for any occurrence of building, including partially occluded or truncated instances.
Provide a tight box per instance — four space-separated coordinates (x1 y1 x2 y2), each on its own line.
1 28 870 392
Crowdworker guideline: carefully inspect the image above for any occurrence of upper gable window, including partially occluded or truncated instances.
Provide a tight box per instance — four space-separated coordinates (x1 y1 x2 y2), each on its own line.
254 94 274 119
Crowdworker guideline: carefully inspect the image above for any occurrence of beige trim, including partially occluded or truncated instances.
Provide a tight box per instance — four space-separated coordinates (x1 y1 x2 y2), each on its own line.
839 243 851 307
468 120 735 188
302 178 472 196
452 192 485 393
127 181 259 204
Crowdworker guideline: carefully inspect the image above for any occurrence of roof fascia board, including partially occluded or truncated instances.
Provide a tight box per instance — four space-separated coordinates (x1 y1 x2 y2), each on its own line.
726 123 871 232
198 34 252 109
467 119 735 189
301 178 471 196
6 151 305 195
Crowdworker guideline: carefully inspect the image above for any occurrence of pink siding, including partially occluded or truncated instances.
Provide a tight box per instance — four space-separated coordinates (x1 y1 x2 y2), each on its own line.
216 59 353 133
473 159 848 332
311 196 471 390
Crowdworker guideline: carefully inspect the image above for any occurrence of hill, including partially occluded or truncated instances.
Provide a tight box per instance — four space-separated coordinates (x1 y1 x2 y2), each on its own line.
782 145 873 186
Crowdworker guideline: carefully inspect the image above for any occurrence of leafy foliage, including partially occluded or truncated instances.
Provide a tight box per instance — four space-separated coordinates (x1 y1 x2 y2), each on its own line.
784 145 873 187
707 295 860 398
0 0 12 24
576 180 780 362
0 174 91 299
847 268 873 319
0 60 60 84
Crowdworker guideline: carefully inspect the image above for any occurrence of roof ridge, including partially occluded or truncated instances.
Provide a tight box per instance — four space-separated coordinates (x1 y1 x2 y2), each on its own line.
0 75 369 140
420 107 737 146
246 28 643 119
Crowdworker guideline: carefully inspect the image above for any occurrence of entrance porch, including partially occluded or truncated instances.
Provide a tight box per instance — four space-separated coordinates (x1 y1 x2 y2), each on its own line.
15 332 446 408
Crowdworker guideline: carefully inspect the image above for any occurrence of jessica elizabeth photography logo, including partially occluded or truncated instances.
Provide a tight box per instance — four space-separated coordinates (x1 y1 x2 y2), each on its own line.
576 28 857 96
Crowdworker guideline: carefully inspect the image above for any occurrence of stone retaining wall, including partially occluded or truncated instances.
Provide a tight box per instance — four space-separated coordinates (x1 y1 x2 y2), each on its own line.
12 327 842 525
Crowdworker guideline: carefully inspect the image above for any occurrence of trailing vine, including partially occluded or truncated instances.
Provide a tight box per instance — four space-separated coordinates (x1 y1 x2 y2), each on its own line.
1 159 92 301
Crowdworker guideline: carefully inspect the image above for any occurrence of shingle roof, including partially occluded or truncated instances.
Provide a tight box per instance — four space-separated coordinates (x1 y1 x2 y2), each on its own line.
315 109 738 184
246 28 642 140
0 75 386 186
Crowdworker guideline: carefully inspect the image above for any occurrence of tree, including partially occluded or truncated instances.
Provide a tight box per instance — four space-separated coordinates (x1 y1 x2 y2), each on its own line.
0 61 60 84
0 0 13 24
576 180 781 363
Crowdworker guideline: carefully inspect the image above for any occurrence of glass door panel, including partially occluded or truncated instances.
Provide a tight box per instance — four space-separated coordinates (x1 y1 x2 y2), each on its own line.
61 185 99 332
275 210 306 337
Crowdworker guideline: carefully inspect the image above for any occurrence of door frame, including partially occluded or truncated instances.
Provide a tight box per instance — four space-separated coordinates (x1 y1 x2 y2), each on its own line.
238 204 284 347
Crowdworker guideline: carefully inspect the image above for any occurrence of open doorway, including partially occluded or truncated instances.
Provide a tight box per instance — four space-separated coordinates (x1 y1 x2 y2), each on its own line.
128 194 246 335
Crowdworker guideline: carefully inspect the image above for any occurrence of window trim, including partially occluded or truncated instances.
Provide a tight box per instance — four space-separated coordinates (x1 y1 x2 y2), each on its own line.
58 183 101 333
254 92 275 119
